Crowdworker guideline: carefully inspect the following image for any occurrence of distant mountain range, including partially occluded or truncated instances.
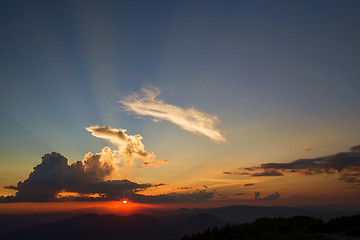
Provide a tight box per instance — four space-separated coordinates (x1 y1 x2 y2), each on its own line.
1 204 359 240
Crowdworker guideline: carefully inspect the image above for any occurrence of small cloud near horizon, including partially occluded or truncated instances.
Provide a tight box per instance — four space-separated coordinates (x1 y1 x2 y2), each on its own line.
255 191 281 200
242 183 255 187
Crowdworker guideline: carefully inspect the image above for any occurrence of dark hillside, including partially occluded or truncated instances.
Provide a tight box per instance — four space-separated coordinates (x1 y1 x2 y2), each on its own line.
182 215 360 240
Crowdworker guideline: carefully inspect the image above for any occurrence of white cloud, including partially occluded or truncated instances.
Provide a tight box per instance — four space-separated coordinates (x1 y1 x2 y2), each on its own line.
120 86 226 142
86 126 154 161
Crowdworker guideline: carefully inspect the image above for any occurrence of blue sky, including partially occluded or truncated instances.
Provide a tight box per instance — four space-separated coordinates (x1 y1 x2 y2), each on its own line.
1 0 360 205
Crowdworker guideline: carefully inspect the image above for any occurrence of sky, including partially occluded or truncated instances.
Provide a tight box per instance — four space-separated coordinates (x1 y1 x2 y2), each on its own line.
1 0 360 210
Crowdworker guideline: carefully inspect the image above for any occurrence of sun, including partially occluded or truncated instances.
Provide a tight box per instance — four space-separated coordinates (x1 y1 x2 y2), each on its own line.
122 200 128 204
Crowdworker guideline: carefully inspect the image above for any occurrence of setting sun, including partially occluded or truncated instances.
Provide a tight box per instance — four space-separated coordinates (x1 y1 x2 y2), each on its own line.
122 200 128 204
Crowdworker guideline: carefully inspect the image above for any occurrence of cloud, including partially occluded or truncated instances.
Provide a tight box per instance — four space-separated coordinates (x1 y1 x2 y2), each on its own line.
242 183 255 187
222 170 283 177
227 145 360 185
217 194 229 199
86 126 154 161
143 160 168 166
238 167 259 171
255 191 280 200
259 152 360 172
234 193 245 196
350 144 360 152
177 186 194 190
176 185 209 191
127 190 214 203
251 170 284 177
1 149 148 202
1 151 213 203
303 147 312 152
120 86 225 142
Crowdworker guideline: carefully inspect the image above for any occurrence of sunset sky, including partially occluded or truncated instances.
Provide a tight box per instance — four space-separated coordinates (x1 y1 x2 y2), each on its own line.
1 0 360 211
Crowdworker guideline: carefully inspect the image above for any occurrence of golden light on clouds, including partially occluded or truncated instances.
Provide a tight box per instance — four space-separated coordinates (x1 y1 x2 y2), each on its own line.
120 86 226 143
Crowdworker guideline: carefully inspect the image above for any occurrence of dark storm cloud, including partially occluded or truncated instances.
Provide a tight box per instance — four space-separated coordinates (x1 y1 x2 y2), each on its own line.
255 191 280 200
1 151 213 203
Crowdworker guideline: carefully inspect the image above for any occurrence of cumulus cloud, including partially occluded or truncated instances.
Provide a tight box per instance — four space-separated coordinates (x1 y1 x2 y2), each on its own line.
1 149 148 202
255 191 280 200
226 145 360 185
1 151 213 203
120 86 225 142
86 126 154 161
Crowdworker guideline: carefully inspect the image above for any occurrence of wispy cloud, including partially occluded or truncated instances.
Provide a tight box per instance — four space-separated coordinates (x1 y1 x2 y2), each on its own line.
120 86 226 142
222 170 283 177
143 160 168 166
242 183 255 187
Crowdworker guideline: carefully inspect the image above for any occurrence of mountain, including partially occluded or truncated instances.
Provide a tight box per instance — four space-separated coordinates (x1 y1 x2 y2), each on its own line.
1 204 359 240
1 213 227 240
182 214 360 240
170 205 360 224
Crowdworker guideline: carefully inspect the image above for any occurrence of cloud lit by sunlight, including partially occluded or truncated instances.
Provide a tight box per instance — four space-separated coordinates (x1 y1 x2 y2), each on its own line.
1 151 213 203
86 126 155 162
120 86 226 143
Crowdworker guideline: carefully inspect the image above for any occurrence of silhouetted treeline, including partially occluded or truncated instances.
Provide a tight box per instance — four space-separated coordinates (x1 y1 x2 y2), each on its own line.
182 215 360 240
326 214 360 236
